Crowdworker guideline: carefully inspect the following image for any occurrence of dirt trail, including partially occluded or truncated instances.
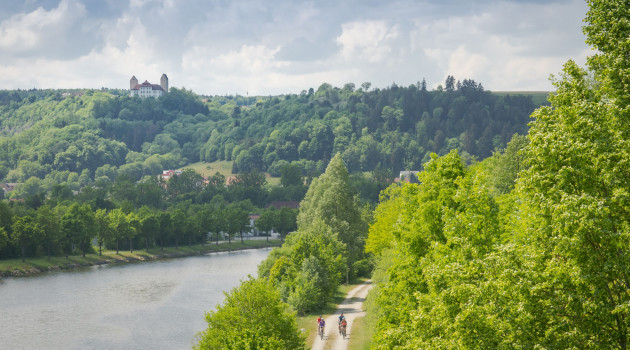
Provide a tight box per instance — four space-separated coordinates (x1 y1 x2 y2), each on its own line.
311 280 372 350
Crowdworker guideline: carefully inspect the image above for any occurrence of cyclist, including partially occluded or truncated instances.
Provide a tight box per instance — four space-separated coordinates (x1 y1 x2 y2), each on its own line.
317 317 326 338
340 318 348 337
337 313 345 334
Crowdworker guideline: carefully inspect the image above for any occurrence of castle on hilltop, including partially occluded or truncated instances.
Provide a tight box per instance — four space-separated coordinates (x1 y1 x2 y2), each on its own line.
129 74 168 98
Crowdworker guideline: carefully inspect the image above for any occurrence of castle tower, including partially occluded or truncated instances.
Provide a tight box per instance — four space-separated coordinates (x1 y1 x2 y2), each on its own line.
160 74 168 92
130 75 138 90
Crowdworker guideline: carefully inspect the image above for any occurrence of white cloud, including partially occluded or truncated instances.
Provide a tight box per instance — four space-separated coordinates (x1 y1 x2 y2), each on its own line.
337 21 399 63
0 0 86 54
0 0 590 94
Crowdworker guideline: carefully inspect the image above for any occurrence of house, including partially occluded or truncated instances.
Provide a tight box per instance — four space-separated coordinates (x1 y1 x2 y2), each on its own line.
159 169 182 181
129 74 168 98
246 213 279 238
396 171 420 183
1 183 19 196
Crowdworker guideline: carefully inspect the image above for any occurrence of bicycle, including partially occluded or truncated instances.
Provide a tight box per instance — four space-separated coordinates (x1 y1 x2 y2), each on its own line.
318 325 325 340
341 323 347 338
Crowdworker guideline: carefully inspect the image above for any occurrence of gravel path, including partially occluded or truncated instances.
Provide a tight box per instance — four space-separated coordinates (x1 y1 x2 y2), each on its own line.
311 280 372 350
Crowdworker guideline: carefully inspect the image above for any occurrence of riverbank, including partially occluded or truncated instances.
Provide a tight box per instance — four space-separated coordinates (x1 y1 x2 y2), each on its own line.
0 239 281 277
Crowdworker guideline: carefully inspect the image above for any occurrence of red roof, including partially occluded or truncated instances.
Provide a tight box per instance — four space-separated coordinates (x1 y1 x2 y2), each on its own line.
131 80 165 91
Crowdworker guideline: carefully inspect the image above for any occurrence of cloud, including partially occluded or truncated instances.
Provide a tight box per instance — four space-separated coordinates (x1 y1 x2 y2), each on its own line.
0 0 87 57
0 0 590 94
337 21 399 63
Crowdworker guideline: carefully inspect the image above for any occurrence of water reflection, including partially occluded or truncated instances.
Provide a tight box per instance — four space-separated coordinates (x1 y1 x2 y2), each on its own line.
0 249 270 350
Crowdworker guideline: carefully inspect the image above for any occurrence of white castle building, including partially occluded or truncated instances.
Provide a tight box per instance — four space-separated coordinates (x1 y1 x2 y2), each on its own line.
129 74 168 98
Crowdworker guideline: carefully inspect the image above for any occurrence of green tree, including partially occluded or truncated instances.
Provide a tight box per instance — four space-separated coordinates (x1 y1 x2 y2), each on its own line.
11 215 43 262
280 163 303 187
170 209 186 249
514 1 630 345
60 203 95 258
157 212 173 251
225 204 249 244
255 207 275 242
36 205 61 260
126 211 139 253
0 227 8 252
297 153 367 268
263 218 347 314
138 207 159 252
195 277 305 350
94 208 112 256
108 208 130 254
274 207 297 241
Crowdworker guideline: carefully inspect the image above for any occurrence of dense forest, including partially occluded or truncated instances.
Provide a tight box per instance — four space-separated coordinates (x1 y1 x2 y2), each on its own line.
0 78 541 199
0 75 542 262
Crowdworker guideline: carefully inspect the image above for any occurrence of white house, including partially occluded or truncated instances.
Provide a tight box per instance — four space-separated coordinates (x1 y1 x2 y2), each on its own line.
129 74 168 98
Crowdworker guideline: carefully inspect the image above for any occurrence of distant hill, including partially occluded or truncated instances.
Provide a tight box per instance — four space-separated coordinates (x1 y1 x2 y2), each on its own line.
0 81 546 196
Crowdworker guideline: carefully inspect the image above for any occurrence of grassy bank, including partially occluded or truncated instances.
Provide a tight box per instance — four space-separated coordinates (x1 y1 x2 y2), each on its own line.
0 239 282 277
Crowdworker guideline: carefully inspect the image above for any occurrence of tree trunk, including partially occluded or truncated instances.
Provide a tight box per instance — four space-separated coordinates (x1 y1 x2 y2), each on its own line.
240 230 244 244
145 237 149 253
129 238 133 253
21 245 25 262
116 239 119 255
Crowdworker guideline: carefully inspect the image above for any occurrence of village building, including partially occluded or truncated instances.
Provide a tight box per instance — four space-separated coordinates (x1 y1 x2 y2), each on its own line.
129 74 168 98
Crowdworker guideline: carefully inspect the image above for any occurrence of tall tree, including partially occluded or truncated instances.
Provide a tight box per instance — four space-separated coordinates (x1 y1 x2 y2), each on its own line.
108 208 130 255
36 205 61 261
297 153 367 269
94 209 112 256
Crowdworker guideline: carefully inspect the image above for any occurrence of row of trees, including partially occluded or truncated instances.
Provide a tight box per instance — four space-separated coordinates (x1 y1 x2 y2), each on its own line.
0 164 308 261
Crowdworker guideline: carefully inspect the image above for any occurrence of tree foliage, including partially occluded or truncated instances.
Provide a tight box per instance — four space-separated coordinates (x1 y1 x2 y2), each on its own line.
366 1 630 348
194 277 305 350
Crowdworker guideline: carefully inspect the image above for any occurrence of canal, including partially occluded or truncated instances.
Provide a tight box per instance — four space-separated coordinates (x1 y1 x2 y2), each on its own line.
0 248 271 350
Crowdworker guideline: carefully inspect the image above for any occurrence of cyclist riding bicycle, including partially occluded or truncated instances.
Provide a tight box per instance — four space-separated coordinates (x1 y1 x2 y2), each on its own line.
337 313 345 334
317 317 326 338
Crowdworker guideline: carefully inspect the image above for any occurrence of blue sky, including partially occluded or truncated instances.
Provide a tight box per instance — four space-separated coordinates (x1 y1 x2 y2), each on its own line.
0 0 590 95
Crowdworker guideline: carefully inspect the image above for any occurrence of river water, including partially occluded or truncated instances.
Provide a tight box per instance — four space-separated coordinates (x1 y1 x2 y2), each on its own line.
0 248 271 350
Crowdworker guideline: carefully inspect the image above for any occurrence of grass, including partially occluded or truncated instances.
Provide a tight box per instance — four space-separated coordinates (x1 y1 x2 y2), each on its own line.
179 160 281 186
347 313 371 350
182 160 234 178
0 239 282 276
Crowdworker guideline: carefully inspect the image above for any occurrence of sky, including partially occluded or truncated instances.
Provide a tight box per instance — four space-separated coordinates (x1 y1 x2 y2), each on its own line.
0 0 591 96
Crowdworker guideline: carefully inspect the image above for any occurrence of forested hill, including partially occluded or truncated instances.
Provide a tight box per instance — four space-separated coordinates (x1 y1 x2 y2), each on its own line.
0 80 544 194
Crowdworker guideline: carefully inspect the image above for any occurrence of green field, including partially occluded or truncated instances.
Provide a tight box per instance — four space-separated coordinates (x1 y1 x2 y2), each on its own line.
181 160 235 178
180 160 281 186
